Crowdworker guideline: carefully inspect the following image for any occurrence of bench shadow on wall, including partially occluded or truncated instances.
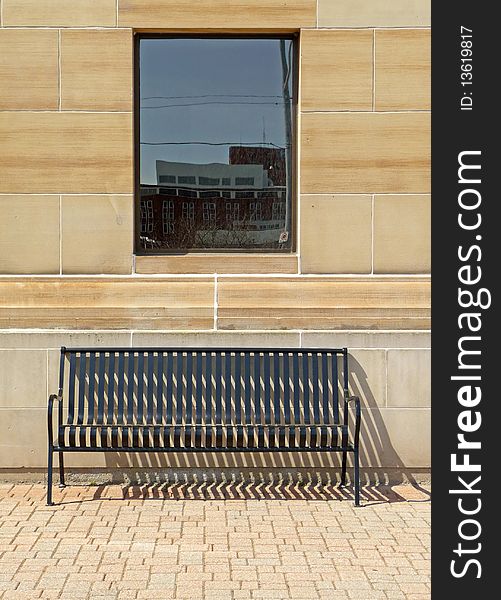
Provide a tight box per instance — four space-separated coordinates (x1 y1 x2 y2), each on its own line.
92 355 430 504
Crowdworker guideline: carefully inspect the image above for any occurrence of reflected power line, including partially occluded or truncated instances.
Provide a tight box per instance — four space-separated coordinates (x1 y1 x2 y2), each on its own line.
140 141 288 148
141 101 286 109
141 94 284 100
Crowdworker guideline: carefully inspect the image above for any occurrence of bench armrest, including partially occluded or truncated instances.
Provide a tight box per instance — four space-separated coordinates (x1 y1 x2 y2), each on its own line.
47 394 63 447
346 395 361 448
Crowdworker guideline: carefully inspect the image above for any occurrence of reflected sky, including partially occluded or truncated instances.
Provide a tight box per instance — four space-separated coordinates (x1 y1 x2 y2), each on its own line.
139 37 295 184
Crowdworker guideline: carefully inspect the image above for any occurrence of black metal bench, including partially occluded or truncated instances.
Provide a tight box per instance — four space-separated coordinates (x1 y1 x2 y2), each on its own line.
47 347 361 505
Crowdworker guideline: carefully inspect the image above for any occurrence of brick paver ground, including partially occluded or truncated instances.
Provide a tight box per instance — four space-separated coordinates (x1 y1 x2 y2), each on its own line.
0 483 430 600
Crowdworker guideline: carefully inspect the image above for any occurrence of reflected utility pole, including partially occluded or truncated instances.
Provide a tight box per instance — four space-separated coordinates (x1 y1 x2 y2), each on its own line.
280 39 293 248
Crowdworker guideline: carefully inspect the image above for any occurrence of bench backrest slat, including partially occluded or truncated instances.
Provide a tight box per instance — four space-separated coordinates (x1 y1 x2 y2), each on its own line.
87 352 96 424
107 352 115 425
153 357 163 447
186 352 193 425
234 353 241 425
321 353 329 423
205 353 212 424
165 353 173 423
244 353 251 425
311 360 320 423
126 353 135 423
146 353 155 424
253 354 261 424
59 348 349 428
117 353 125 425
136 353 144 423
67 353 76 424
97 352 106 423
225 353 232 424
292 353 300 425
215 352 222 423
195 353 202 425
176 354 183 424
282 355 289 424
77 351 86 425
332 353 339 424
263 353 271 424
302 354 311 425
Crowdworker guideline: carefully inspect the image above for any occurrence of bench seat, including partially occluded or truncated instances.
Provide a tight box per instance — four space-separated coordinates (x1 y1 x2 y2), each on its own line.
56 423 350 450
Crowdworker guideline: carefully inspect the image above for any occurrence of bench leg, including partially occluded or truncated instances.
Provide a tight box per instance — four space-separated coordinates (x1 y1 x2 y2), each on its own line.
340 450 348 486
59 452 66 488
354 448 360 507
47 447 54 506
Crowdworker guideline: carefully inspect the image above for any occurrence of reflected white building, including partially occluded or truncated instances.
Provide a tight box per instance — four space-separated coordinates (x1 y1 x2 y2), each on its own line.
156 160 272 190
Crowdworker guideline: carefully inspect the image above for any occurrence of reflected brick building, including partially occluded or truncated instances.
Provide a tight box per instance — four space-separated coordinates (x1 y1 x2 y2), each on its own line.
139 146 288 250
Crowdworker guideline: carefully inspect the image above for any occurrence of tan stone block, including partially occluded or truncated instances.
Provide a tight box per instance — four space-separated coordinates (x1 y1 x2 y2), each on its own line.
217 276 430 330
131 331 300 347
0 113 133 194
3 0 117 26
301 113 430 194
301 331 431 349
387 350 430 408
0 30 58 110
0 277 215 329
0 409 47 468
61 30 133 111
373 195 430 273
301 30 372 111
376 30 431 111
300 195 371 274
318 0 430 27
62 195 133 274
135 255 298 275
0 331 132 350
0 195 59 274
0 350 48 409
63 452 128 469
118 0 316 28
346 350 386 409
360 408 430 467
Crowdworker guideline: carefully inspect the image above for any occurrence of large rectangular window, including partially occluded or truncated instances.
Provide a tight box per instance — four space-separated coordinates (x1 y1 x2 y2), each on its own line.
136 35 296 253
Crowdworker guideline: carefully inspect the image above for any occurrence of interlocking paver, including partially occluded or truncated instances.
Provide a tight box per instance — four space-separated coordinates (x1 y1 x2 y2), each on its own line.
0 483 430 599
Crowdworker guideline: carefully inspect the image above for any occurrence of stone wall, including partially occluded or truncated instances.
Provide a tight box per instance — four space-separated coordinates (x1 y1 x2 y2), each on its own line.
0 0 431 472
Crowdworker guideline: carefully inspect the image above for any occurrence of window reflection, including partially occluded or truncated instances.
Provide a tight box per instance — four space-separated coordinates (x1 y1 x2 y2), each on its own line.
137 37 295 252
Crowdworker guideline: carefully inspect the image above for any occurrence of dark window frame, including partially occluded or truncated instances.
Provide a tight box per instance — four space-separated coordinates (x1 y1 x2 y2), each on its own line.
134 32 299 255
